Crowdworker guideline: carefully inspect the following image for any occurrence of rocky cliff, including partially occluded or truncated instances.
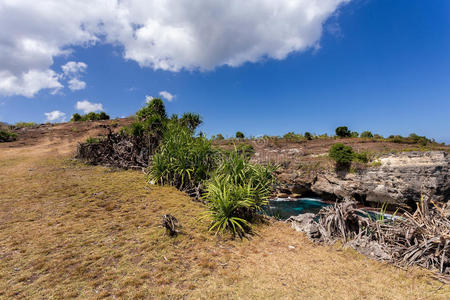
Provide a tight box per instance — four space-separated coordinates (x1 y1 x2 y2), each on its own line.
276 151 449 209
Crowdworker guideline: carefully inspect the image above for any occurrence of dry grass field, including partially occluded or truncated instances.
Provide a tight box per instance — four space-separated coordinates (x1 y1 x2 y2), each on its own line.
0 125 449 299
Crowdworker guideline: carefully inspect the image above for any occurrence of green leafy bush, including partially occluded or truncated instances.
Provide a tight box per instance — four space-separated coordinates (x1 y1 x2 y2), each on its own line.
335 126 351 138
203 149 277 237
236 144 255 158
71 112 110 122
304 132 312 140
213 133 225 140
148 122 218 190
329 143 354 167
351 131 359 138
14 122 38 129
180 112 202 132
283 132 304 141
0 129 17 142
360 131 373 138
136 98 167 122
235 131 245 139
353 151 369 163
85 137 101 144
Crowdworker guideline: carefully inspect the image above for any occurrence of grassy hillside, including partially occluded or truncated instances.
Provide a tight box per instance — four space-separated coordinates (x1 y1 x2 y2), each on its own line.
0 121 448 298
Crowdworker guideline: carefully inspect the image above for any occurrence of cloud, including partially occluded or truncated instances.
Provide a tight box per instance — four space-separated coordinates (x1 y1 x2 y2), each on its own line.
68 78 86 91
61 61 87 91
0 70 62 97
45 110 66 122
145 95 154 103
159 91 174 102
0 0 349 96
75 100 104 113
62 61 87 77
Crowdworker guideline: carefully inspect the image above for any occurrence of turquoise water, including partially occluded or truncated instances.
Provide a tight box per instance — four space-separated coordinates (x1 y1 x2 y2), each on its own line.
263 198 331 220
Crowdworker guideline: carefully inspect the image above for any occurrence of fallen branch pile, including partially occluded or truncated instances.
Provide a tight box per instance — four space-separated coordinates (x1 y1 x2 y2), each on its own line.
76 128 158 169
290 198 450 282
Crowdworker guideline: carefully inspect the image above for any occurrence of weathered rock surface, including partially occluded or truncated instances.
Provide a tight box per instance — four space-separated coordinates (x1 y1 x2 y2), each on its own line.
278 151 449 208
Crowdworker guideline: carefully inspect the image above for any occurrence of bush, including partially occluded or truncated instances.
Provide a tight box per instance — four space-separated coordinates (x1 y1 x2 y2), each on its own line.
214 133 225 140
373 134 383 139
0 129 17 142
283 132 304 141
136 98 167 122
180 112 202 132
360 131 373 138
71 112 110 122
203 149 277 237
351 131 359 138
14 122 38 129
329 143 354 167
85 137 101 144
235 144 255 158
148 122 218 190
353 151 369 163
236 131 245 139
335 126 351 138
304 132 312 140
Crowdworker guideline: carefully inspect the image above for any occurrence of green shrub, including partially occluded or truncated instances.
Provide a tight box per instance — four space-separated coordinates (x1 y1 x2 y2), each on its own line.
360 131 373 138
283 132 304 141
236 144 255 158
148 122 218 190
214 133 225 140
373 134 383 139
304 132 312 140
353 151 369 163
335 126 351 138
203 149 277 237
71 112 110 122
180 112 202 132
351 131 359 138
136 98 167 122
121 121 146 137
14 122 38 129
85 137 101 144
329 143 354 166
0 129 17 142
236 131 245 139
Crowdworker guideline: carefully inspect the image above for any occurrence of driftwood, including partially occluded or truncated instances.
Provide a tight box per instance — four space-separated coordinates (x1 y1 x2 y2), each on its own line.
295 198 450 282
162 214 181 236
76 128 159 169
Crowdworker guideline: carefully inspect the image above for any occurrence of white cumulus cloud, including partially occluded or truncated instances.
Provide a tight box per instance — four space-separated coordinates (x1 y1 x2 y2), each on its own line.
76 100 104 113
68 78 86 91
159 91 175 102
0 0 349 96
62 61 87 77
45 110 66 122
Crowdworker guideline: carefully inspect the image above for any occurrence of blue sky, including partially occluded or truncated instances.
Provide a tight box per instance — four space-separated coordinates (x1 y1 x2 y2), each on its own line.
0 0 449 143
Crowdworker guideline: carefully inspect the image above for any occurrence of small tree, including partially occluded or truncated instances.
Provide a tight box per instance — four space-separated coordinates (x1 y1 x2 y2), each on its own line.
180 112 202 132
335 126 351 138
304 132 312 140
215 133 225 140
360 131 373 138
98 112 110 120
351 131 359 138
236 131 244 139
136 98 167 122
71 113 82 122
329 143 354 169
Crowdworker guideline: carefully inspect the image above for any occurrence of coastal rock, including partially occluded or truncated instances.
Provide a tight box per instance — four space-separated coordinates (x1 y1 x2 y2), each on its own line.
281 151 449 208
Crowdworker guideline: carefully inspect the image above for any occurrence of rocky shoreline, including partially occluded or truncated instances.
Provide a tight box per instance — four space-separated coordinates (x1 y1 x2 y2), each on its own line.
274 151 449 209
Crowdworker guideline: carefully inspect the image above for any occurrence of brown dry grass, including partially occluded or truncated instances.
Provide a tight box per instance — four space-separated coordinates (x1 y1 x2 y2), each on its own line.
0 138 449 299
